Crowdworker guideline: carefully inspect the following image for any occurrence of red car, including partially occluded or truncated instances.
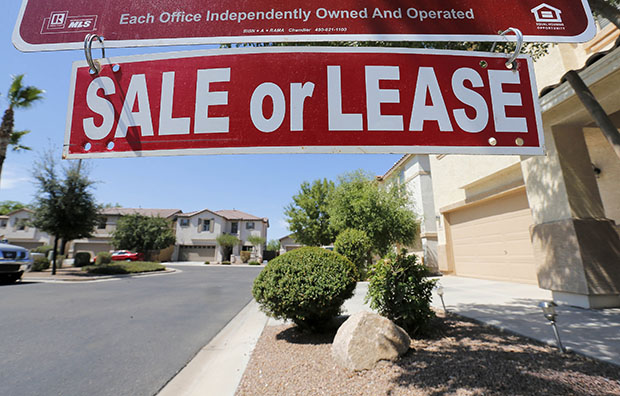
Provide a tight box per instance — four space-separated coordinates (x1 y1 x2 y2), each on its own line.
111 250 144 261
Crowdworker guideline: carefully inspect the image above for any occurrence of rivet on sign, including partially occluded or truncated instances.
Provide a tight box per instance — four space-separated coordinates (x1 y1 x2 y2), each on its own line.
480 60 488 68
488 137 498 146
515 138 524 146
84 142 92 151
106 141 115 150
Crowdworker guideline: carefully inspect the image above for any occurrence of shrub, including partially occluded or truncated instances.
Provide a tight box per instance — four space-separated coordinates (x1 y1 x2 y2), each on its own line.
204 261 210 265
252 246 357 332
240 251 251 263
32 256 50 272
365 250 437 337
334 228 372 280
221 260 231 265
83 261 165 275
248 260 260 265
53 255 65 269
96 252 112 265
74 252 91 267
32 245 53 254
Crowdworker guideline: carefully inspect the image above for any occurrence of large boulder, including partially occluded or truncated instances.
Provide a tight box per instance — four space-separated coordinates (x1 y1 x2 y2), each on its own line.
331 312 411 371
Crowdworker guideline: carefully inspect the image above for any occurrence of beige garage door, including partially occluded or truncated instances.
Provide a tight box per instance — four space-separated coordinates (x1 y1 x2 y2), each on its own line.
447 189 537 284
179 245 216 261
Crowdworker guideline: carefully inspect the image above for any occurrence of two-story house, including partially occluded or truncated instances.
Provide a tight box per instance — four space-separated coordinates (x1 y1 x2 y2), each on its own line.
173 209 269 262
70 207 182 260
0 208 52 249
377 20 620 308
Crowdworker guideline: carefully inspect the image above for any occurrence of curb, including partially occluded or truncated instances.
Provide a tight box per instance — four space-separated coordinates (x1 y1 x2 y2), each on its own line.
158 300 268 396
23 268 179 283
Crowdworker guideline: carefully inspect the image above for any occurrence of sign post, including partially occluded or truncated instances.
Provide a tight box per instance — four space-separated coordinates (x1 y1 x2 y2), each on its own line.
63 47 544 159
15 0 595 51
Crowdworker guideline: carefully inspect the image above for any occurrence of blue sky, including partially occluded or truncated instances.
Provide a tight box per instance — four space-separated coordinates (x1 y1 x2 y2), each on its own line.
0 2 401 240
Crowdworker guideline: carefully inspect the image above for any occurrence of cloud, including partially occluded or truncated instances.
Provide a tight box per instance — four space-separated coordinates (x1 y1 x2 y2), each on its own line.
0 167 31 191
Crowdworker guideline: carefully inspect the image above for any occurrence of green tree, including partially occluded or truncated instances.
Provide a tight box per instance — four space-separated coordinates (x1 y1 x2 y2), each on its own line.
0 200 27 215
111 214 176 257
247 235 266 257
0 75 44 186
217 233 240 261
31 151 99 275
266 239 281 252
329 170 419 257
284 178 336 247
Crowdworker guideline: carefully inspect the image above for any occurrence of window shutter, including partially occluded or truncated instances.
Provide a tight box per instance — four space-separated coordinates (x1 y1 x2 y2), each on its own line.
210 219 214 232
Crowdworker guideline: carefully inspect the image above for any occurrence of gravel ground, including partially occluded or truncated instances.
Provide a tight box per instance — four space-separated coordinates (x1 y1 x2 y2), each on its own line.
236 313 620 396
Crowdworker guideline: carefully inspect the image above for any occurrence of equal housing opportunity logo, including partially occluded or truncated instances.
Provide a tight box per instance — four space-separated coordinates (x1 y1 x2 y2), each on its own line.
531 3 565 30
41 11 98 34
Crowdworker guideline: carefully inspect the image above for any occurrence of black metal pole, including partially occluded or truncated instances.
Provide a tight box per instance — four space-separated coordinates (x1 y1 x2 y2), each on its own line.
564 70 620 160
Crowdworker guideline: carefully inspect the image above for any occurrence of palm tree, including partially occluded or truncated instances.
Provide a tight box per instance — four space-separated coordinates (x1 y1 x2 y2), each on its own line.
0 74 44 186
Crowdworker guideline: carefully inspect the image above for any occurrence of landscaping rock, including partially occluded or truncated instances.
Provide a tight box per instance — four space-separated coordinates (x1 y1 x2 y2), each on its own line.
331 312 411 371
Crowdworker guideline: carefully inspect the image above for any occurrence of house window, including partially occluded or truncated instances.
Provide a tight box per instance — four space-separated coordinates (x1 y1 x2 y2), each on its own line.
16 218 28 231
241 246 253 251
180 218 190 227
98 217 107 229
0 220 7 228
231 222 238 234
202 219 211 232
245 222 255 230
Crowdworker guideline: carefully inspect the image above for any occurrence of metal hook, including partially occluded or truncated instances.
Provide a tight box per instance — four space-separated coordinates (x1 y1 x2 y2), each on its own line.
84 34 106 74
490 28 524 70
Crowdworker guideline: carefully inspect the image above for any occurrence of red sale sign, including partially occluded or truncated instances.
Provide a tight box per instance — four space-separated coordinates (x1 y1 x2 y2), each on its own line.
63 47 544 158
15 0 594 51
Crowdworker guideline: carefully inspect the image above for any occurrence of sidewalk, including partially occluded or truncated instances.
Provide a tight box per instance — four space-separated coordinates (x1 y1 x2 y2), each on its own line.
159 275 620 396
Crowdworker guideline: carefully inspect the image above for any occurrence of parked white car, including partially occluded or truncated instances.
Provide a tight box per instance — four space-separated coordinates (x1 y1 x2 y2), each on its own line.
0 242 33 283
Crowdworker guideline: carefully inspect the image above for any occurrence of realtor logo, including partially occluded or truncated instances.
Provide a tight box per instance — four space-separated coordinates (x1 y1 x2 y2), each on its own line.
47 11 68 29
41 11 97 34
531 3 563 23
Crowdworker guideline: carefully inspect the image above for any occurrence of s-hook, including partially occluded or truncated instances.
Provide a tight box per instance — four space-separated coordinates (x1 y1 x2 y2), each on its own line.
490 28 524 70
84 34 106 74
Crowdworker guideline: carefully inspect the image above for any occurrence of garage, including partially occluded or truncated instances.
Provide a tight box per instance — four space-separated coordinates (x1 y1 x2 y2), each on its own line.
73 242 112 257
446 188 537 284
179 245 216 262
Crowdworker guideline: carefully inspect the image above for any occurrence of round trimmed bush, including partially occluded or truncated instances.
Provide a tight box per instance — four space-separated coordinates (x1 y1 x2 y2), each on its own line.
252 247 357 332
74 252 91 267
32 255 50 272
95 252 112 265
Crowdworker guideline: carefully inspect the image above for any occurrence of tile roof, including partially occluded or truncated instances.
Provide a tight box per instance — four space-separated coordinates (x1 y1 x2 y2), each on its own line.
100 208 182 218
215 209 266 221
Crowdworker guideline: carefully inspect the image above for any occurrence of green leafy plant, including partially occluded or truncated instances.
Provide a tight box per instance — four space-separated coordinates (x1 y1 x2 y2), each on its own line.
252 247 357 332
365 250 437 337
73 252 91 267
31 255 50 272
248 260 260 265
221 260 231 265
32 244 52 254
95 252 112 265
334 228 372 280
204 261 210 265
217 234 240 261
240 251 251 263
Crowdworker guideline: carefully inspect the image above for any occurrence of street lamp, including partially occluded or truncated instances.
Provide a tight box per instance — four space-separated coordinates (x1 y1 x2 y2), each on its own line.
436 284 447 312
538 301 565 353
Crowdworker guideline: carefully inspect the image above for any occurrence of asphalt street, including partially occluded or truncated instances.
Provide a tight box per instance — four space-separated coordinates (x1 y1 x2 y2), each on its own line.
0 265 263 396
